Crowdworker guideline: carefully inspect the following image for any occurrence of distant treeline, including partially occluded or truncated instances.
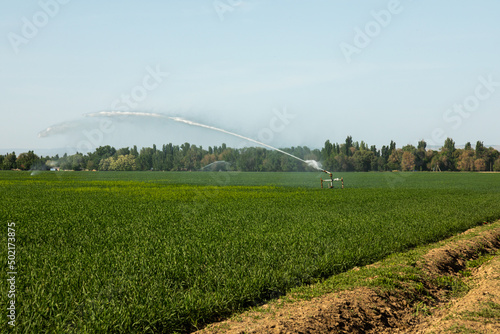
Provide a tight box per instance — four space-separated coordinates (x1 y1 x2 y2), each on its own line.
2 136 499 172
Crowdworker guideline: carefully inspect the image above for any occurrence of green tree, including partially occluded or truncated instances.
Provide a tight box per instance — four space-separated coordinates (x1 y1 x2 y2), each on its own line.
387 149 402 170
16 151 39 170
494 157 500 171
344 136 353 156
238 147 258 171
334 154 352 171
389 140 396 153
110 155 137 171
88 145 116 169
416 140 427 171
2 152 17 170
86 160 97 171
352 150 374 172
439 138 456 171
475 141 485 159
131 145 139 157
116 147 130 156
444 137 455 153
380 145 390 171
322 140 333 162
99 157 114 171
425 150 438 170
60 153 85 171
137 147 154 170
152 149 165 171
484 147 499 171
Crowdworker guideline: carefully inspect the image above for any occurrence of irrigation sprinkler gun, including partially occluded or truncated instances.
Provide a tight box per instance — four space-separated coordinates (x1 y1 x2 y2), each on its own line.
320 169 343 189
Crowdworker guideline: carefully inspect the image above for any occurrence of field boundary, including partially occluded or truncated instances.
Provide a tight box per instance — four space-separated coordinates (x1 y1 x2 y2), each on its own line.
197 220 500 333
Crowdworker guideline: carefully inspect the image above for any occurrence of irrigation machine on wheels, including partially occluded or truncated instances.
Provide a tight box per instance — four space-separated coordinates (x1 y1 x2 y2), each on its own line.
320 169 343 189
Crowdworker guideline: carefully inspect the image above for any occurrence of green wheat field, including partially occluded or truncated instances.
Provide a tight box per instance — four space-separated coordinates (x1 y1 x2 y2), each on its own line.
1 171 500 333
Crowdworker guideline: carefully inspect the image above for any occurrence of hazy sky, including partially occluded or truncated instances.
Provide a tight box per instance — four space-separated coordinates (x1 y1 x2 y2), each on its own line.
1 1 499 154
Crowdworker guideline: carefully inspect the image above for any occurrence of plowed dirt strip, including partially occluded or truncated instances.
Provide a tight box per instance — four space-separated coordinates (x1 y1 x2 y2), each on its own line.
414 254 500 334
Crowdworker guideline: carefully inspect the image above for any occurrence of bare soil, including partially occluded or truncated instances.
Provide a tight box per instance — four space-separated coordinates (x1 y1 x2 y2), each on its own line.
196 223 500 334
413 255 500 333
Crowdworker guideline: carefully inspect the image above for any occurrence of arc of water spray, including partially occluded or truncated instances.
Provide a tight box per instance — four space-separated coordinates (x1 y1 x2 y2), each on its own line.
84 111 322 170
168 117 322 169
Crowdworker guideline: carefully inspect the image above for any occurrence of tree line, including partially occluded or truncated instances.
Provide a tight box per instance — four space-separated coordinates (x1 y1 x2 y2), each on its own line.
321 137 499 172
1 137 499 172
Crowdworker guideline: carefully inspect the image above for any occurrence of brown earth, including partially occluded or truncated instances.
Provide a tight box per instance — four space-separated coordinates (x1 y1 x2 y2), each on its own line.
413 228 500 334
413 255 500 333
196 223 500 334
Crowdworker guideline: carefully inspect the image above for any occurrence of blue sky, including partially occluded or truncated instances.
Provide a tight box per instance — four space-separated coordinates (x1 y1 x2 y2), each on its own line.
1 0 499 154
